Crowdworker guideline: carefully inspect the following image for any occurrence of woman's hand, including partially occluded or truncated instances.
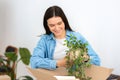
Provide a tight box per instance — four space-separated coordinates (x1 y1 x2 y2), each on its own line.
83 54 90 62
56 58 67 67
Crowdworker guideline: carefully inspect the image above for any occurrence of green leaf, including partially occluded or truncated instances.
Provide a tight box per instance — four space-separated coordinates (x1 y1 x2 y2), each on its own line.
5 52 17 62
18 75 33 80
19 48 31 65
0 58 4 63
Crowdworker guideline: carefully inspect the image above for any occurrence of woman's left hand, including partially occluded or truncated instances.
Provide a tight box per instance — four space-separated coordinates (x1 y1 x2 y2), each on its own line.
83 54 90 62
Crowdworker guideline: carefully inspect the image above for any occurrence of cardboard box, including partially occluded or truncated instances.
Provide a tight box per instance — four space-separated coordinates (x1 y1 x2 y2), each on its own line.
0 75 11 80
27 65 113 80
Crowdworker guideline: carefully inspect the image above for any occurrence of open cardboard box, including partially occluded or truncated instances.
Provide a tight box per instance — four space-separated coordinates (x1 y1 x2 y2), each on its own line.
27 65 113 80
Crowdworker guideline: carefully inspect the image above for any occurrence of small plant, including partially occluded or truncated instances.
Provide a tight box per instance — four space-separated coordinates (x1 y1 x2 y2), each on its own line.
0 47 33 80
64 34 92 80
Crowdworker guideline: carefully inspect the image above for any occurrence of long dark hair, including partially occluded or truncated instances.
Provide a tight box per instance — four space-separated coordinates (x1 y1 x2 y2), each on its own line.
43 5 73 35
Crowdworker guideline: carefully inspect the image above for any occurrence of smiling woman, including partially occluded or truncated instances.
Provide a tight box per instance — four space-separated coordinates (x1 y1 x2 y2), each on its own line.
30 5 100 71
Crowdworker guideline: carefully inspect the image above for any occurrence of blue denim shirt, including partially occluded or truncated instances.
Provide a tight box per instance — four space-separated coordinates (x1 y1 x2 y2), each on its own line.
30 30 100 70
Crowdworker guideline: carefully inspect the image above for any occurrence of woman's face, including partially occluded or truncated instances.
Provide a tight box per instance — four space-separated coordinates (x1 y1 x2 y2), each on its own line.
47 16 66 39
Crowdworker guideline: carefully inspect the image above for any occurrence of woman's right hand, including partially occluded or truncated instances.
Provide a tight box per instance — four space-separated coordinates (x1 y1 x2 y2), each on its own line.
56 58 67 67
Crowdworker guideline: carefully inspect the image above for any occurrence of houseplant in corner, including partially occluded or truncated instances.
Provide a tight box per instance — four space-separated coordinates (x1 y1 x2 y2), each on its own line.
0 46 33 80
64 34 92 80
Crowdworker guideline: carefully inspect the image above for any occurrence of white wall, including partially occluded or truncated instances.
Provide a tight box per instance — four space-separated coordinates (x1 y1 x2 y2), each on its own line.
0 0 120 78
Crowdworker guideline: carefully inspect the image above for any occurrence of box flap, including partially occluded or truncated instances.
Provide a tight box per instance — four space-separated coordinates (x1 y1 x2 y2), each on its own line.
27 65 113 80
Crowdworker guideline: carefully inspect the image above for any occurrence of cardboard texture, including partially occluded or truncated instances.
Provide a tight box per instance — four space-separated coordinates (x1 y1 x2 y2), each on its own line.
27 65 113 80
0 75 11 80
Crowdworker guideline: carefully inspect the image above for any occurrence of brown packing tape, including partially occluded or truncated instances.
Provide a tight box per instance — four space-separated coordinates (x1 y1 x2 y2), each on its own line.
27 65 113 80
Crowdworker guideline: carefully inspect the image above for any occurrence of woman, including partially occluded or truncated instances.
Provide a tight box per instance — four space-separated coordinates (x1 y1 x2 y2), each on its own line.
30 5 100 70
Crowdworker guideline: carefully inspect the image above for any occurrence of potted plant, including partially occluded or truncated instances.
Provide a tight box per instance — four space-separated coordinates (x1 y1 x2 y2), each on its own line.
64 34 92 80
0 46 33 80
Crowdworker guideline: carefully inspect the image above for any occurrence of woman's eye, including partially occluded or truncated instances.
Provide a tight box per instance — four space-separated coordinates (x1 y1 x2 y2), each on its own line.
49 24 55 27
57 22 62 25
